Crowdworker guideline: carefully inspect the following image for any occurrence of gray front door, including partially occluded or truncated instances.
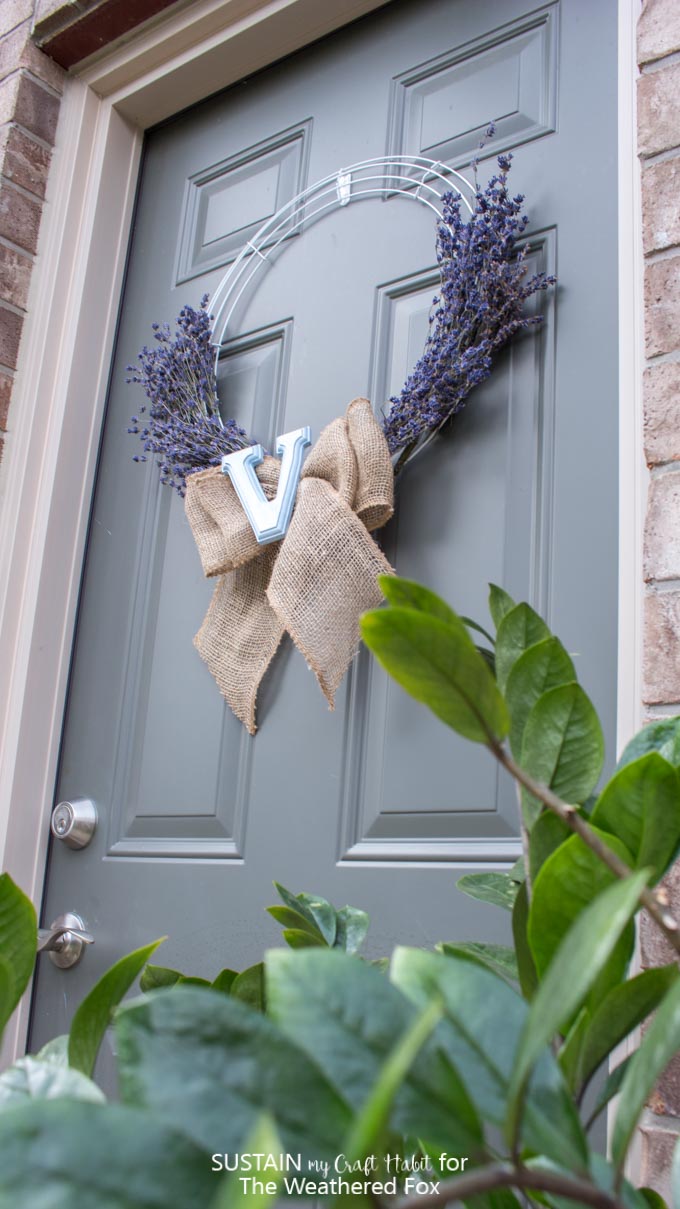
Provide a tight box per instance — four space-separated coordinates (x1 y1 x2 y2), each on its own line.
30 0 618 1054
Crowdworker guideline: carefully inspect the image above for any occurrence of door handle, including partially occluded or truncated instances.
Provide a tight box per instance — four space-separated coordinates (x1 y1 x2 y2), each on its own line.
37 912 94 969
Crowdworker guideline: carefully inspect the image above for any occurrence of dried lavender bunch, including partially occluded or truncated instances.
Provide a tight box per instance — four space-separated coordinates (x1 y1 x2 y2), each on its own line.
127 295 250 496
383 153 556 469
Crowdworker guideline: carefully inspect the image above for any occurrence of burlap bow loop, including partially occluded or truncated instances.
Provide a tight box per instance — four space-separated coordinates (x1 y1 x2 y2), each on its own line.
185 397 395 734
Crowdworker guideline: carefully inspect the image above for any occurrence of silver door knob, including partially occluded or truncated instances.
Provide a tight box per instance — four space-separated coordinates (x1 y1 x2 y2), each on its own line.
37 913 94 969
51 798 97 849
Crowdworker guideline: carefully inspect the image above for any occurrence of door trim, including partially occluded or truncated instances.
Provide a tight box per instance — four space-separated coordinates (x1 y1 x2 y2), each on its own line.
0 0 642 1065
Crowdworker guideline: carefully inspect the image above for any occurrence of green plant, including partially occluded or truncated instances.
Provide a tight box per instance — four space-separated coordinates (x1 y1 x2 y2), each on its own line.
0 579 679 1208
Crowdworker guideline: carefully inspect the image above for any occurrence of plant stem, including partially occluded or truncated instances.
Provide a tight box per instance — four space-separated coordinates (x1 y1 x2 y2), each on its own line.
491 742 680 958
394 1161 624 1209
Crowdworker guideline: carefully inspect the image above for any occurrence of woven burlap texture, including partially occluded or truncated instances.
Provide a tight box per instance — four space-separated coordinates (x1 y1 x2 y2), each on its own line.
184 397 395 734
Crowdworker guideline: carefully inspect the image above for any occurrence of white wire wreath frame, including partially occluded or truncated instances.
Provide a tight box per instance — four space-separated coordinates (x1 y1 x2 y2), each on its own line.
208 154 476 370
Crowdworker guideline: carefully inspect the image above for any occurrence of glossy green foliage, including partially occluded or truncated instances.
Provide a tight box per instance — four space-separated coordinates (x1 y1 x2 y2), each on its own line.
361 577 509 744
2 580 680 1208
116 986 351 1162
0 874 36 1038
0 1099 217 1208
519 683 604 827
69 939 164 1076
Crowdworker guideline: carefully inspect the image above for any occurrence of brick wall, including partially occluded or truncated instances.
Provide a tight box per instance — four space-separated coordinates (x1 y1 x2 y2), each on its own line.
639 0 680 1193
0 0 65 463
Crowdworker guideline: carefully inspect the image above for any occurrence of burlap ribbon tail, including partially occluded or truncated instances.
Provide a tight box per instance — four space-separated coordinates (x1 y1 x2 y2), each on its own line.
184 397 394 734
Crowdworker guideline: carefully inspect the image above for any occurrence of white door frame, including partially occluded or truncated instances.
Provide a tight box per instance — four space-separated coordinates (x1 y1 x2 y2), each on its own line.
0 0 643 1065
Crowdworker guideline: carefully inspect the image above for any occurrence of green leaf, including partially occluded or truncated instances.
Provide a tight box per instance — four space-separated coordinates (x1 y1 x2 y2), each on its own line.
211 1116 283 1209
461 616 496 645
585 1055 633 1130
613 976 680 1170
464 1192 524 1209
177 975 211 986
266 948 485 1155
592 753 680 883
0 1099 217 1209
343 997 450 1161
507 870 650 1150
508 856 525 883
390 947 587 1173
335 906 370 954
528 828 636 978
212 968 238 993
116 986 351 1163
618 717 680 770
361 606 509 744
0 874 37 1035
489 584 517 631
273 884 336 946
457 872 519 912
511 882 538 1000
0 956 12 1042
282 929 323 949
266 906 324 943
558 1007 590 1091
379 574 459 625
578 965 679 1088
506 637 576 758
495 603 551 694
35 1035 69 1066
139 963 181 992
640 1190 668 1209
230 962 266 1010
0 1056 105 1109
529 812 570 884
439 942 519 988
68 938 164 1076
520 683 605 827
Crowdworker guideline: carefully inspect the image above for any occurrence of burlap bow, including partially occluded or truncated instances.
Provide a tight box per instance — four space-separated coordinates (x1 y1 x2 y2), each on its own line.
185 397 395 734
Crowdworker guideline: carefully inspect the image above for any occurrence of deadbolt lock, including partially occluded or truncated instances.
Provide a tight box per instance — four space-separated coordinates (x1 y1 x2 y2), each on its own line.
51 798 97 849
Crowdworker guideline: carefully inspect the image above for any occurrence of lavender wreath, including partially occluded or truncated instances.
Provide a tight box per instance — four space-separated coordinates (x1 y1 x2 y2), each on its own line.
128 151 555 494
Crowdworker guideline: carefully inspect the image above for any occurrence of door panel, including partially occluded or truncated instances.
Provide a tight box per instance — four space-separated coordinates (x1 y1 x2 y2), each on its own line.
30 0 618 1054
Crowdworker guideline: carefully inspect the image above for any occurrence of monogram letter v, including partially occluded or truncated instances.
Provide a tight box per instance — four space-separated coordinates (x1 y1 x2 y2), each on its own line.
221 427 312 545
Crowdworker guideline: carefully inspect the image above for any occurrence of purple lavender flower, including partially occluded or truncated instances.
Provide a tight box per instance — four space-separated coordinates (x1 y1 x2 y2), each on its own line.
382 152 556 467
126 295 250 496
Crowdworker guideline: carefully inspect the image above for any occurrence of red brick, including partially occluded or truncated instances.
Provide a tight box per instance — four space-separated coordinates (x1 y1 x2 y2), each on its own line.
0 241 31 309
9 72 60 145
1 123 52 198
0 302 22 368
643 589 680 703
0 21 65 92
644 362 680 465
644 255 680 358
644 472 680 581
638 62 680 158
0 368 12 430
0 179 42 254
34 0 179 70
638 0 680 65
642 158 680 255
639 1121 679 1201
641 863 680 966
652 1048 680 1117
